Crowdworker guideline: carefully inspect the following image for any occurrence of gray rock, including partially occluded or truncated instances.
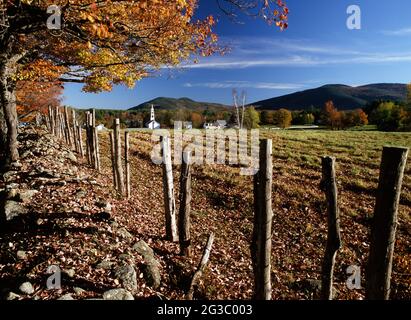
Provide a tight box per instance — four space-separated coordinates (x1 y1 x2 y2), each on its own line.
67 151 77 162
104 203 113 213
21 151 33 159
17 190 39 202
114 263 138 291
118 253 133 261
5 183 19 190
142 259 161 290
19 282 34 295
75 190 87 200
57 294 75 300
10 161 22 169
110 221 119 229
116 227 133 240
6 292 21 300
96 260 114 270
63 269 75 278
4 201 28 221
133 240 154 258
103 289 134 300
132 240 161 289
17 250 27 260
73 287 86 295
301 279 322 292
6 188 18 200
3 171 18 183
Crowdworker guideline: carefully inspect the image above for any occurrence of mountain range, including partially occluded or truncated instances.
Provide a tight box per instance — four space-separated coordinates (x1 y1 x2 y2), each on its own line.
128 83 407 112
252 83 407 110
129 97 229 112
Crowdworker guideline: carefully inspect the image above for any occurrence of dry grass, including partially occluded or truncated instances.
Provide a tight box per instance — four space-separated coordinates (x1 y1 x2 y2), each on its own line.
99 128 411 300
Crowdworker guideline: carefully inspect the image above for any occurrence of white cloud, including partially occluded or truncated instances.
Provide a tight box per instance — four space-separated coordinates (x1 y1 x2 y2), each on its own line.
172 36 411 70
180 52 411 69
182 56 319 69
381 28 411 36
183 81 305 90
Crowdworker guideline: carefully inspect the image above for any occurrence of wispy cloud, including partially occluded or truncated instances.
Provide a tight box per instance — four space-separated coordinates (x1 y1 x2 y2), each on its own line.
381 28 411 36
182 55 318 69
184 81 305 90
182 53 411 69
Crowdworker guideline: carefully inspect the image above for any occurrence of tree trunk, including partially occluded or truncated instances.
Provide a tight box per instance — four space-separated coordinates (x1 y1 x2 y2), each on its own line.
0 106 6 163
366 146 409 300
320 156 341 300
251 139 273 300
179 150 192 256
0 57 19 168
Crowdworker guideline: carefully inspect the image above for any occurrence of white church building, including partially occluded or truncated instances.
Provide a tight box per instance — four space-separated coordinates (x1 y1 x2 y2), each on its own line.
146 105 160 129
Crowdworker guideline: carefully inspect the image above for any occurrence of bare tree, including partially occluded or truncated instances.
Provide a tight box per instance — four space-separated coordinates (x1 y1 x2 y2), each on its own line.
233 89 247 129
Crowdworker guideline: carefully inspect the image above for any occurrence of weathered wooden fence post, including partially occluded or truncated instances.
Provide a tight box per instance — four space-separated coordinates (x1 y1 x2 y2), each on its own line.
186 233 215 300
50 106 56 136
110 131 117 190
179 150 192 256
85 111 93 165
320 156 341 300
125 131 131 199
251 139 273 300
92 109 101 171
72 109 78 153
161 135 178 242
59 110 64 140
113 118 125 195
55 107 59 138
64 106 72 147
77 123 84 158
48 106 53 133
366 146 409 300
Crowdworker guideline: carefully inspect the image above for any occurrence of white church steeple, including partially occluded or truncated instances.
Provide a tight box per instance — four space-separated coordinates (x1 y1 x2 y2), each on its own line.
150 104 155 121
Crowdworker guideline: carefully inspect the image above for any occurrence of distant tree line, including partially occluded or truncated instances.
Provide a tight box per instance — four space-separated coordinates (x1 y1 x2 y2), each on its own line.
258 86 411 132
74 84 411 132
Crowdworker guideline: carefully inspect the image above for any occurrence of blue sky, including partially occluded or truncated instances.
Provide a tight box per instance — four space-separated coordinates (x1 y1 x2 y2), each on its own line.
64 0 411 109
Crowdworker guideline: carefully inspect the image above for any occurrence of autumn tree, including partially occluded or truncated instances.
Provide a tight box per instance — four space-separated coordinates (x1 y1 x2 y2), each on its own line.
272 108 292 128
243 106 260 129
292 111 315 125
323 101 342 130
260 110 274 125
191 112 203 128
0 1 216 168
0 0 288 168
219 0 289 29
404 83 411 130
370 102 406 131
17 81 63 122
343 109 368 128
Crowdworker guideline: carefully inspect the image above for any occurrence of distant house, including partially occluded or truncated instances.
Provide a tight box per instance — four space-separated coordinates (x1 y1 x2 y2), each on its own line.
96 124 106 131
146 105 160 129
215 120 227 129
203 122 217 129
183 121 192 129
203 120 227 129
